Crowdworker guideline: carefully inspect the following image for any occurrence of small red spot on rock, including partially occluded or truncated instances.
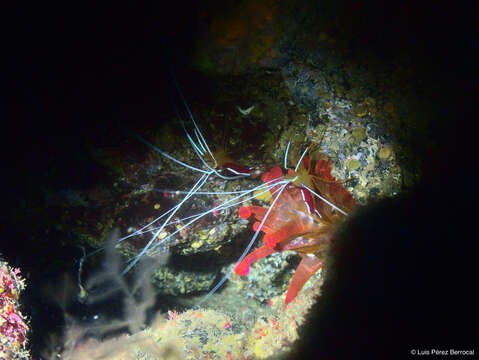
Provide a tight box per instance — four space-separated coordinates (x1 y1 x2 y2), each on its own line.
238 207 251 219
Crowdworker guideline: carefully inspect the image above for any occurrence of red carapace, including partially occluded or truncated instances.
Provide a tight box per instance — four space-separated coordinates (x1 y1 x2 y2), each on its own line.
235 154 356 306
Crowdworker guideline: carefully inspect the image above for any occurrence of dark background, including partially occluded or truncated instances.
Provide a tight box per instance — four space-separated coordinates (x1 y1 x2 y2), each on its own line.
4 0 477 186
